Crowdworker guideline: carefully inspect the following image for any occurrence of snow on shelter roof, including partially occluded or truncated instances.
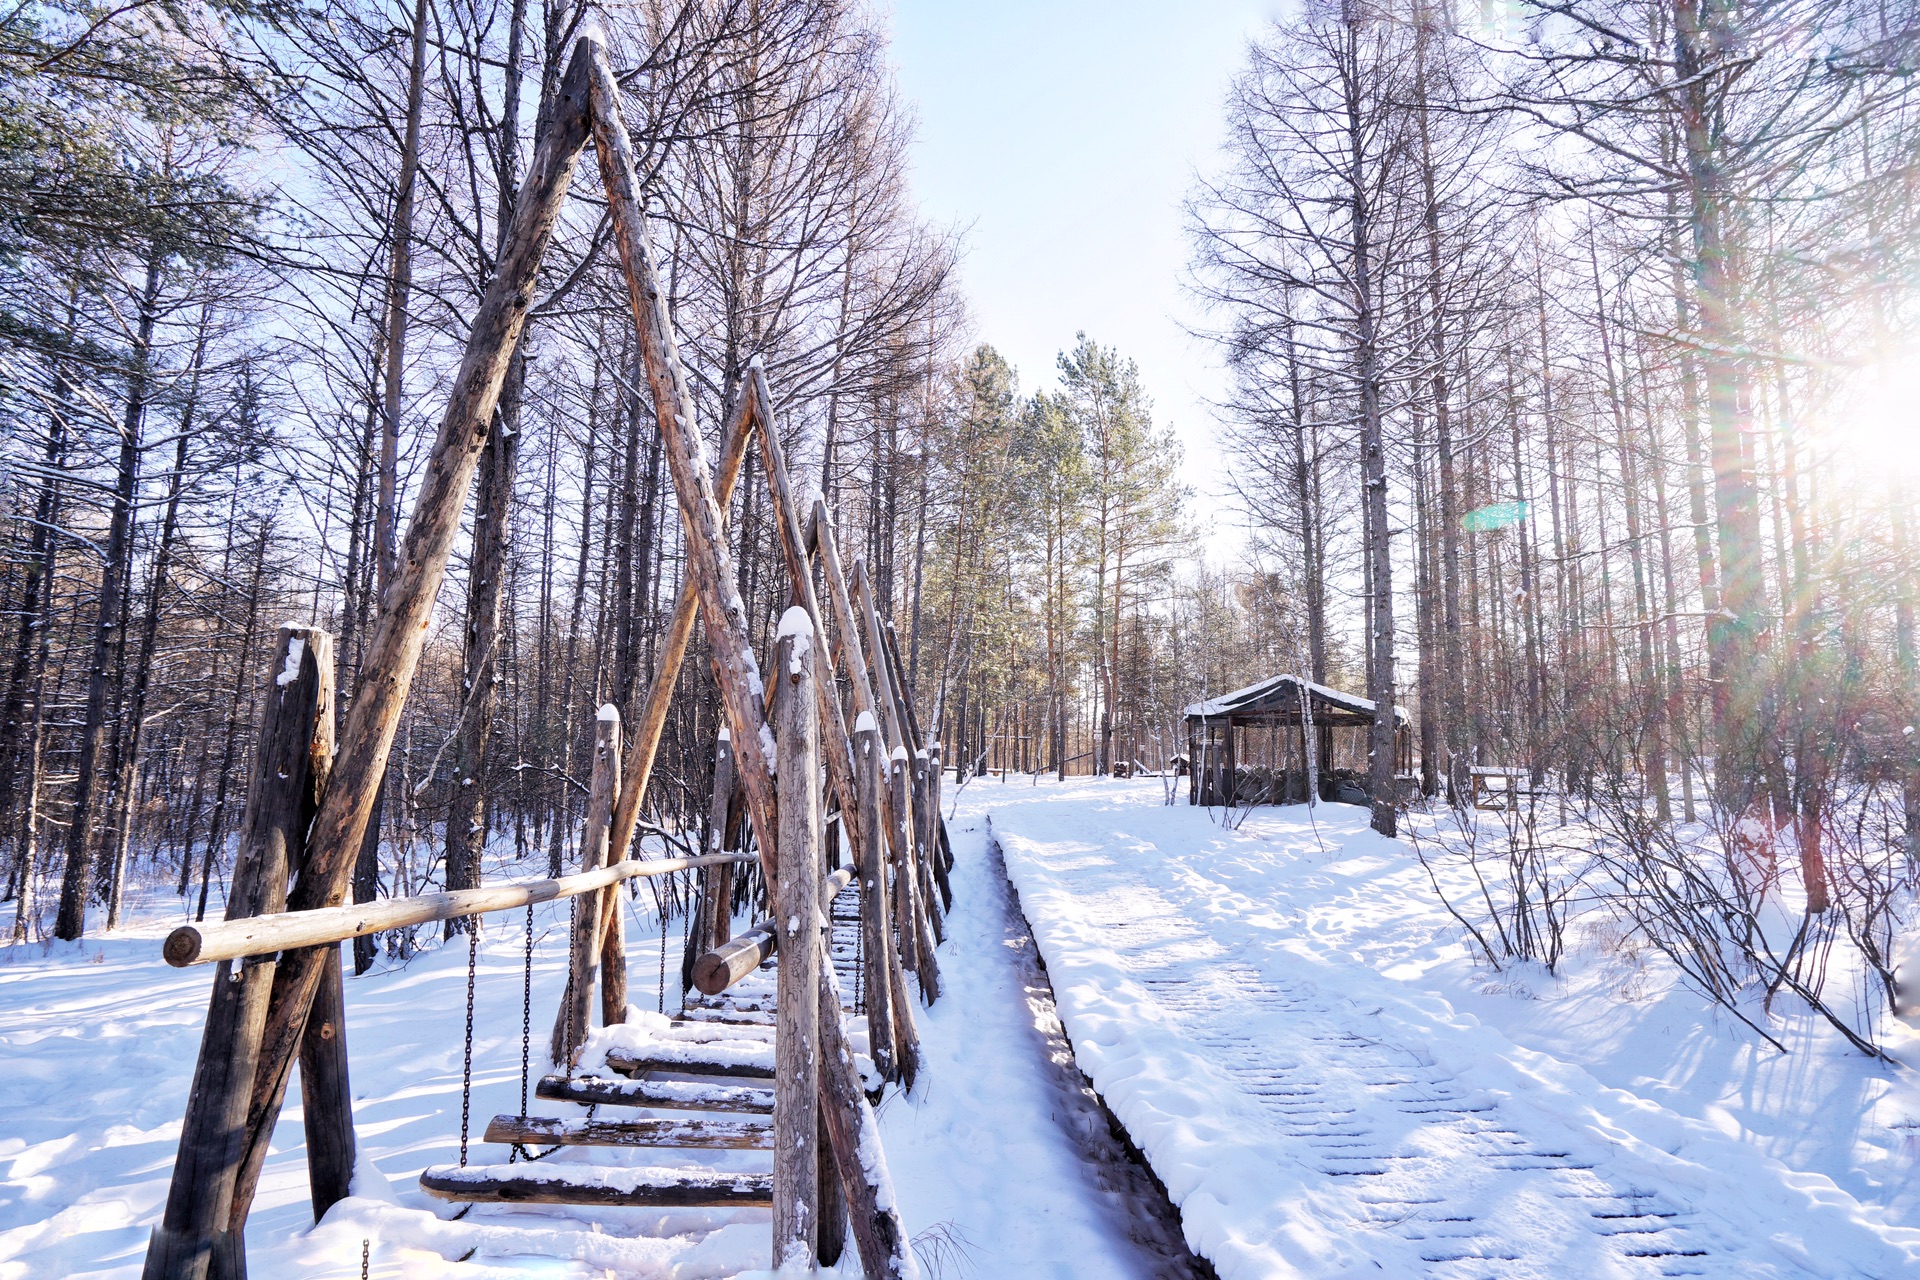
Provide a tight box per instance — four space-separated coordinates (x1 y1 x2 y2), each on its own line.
1184 673 1410 725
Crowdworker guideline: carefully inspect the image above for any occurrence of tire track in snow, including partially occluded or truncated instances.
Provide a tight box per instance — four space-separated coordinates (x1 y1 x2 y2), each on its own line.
1061 873 1728 1278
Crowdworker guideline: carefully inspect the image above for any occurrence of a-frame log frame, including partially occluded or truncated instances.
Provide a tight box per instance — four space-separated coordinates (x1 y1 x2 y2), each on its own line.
145 35 919 1280
590 46 914 1276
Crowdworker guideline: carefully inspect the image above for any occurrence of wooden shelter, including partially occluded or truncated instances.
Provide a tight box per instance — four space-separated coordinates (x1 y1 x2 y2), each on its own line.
1185 674 1412 807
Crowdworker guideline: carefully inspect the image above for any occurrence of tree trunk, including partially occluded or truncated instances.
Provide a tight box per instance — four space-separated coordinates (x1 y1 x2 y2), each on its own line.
56 249 162 940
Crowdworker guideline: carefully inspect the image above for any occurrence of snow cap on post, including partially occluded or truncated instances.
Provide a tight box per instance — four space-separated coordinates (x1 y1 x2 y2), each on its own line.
596 702 620 722
776 605 813 674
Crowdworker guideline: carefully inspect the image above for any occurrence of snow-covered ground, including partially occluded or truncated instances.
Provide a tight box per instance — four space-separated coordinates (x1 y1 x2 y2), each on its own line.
982 775 1920 1279
0 819 1159 1278
12 777 1920 1278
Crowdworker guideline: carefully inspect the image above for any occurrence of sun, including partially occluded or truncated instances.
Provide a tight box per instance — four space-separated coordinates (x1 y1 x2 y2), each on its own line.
1823 347 1920 487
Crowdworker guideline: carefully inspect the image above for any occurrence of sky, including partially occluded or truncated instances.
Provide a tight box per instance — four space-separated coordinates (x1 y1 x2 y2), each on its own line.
887 0 1282 552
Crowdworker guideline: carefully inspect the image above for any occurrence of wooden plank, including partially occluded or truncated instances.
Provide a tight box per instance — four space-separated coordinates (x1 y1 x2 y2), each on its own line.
554 707 621 1063
536 1073 774 1114
143 627 333 1280
772 625 821 1267
586 43 780 883
483 1114 771 1149
420 1162 771 1208
163 853 748 967
816 961 920 1280
606 1048 775 1080
227 42 598 1240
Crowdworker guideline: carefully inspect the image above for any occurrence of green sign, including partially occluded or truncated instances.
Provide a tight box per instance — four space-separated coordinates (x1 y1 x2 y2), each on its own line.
1462 500 1529 532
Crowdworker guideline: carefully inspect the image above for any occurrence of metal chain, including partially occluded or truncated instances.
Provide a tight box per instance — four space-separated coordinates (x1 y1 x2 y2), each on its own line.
459 918 478 1166
656 880 668 1015
511 900 534 1163
853 876 865 1014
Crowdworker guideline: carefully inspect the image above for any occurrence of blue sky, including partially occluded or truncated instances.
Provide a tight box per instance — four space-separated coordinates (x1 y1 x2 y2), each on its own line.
888 0 1281 535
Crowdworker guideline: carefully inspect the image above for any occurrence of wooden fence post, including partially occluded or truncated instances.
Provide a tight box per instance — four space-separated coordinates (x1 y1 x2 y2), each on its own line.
853 722 897 1082
772 620 821 1267
890 753 941 1004
696 732 739 963
816 960 921 1280
298 942 354 1221
144 626 333 1280
553 706 620 1064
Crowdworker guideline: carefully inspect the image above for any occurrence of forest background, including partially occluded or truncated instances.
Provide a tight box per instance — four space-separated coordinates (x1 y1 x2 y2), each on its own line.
2 0 1919 1058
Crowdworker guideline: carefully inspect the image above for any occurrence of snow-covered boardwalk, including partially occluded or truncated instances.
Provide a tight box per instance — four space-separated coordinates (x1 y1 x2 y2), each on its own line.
985 779 1920 1280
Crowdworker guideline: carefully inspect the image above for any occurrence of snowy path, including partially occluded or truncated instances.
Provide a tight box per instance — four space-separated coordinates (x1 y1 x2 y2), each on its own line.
981 778 1920 1280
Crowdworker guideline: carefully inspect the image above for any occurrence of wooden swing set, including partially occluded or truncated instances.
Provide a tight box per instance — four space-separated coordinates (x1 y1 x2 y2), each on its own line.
141 36 949 1280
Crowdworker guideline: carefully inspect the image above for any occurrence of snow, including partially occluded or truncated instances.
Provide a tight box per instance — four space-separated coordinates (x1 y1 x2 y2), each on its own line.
985 777 1920 1279
276 636 305 687
23 773 1912 1278
774 607 812 674
1184 671 1409 725
596 703 619 722
852 711 877 735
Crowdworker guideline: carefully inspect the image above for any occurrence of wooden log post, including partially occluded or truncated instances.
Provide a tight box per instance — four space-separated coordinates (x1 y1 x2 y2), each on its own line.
882 621 953 889
817 1104 847 1267
692 868 851 997
873 624 945 933
586 43 780 885
298 942 354 1222
911 751 945 941
697 732 739 961
553 706 621 1064
853 721 897 1082
224 47 597 1234
772 619 821 1268
750 367 865 863
891 752 941 1003
850 561 946 954
144 626 334 1280
607 385 756 874
816 958 920 1280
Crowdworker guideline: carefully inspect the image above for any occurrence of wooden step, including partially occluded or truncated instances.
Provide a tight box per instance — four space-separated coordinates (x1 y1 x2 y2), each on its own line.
537 1073 774 1114
606 1042 775 1080
421 1161 771 1207
665 1019 774 1042
674 1009 776 1027
484 1114 772 1149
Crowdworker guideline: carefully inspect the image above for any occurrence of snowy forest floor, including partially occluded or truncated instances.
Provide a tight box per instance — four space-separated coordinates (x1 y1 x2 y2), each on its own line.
0 800 1169 1278
988 776 1920 1279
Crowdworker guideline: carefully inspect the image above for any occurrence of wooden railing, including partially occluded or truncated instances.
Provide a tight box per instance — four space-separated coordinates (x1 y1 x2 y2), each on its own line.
162 853 751 968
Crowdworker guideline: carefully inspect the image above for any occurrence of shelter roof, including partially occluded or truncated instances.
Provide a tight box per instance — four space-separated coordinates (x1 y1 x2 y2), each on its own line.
1184 673 1410 726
